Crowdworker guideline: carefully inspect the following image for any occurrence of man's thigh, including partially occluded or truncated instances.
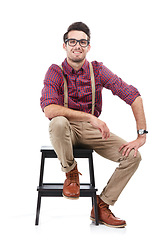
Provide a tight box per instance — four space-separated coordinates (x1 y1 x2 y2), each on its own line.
81 122 128 162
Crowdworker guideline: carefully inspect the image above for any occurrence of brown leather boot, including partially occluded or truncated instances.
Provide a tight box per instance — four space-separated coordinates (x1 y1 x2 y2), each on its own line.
90 196 126 228
63 165 82 200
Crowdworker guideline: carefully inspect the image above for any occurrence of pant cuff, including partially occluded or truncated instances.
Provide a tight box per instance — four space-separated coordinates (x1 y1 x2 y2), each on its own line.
99 193 116 206
61 160 77 173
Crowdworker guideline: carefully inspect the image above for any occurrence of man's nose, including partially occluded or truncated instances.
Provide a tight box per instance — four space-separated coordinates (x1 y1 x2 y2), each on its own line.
75 42 81 48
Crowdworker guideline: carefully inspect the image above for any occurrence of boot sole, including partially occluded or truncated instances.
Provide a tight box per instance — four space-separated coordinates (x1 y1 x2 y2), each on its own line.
90 217 126 228
62 193 79 200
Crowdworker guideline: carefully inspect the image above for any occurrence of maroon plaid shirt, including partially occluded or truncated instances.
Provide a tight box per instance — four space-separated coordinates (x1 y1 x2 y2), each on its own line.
40 58 140 117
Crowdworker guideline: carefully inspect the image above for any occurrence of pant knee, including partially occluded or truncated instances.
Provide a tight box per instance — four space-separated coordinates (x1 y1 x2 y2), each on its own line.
127 149 142 170
49 116 70 137
136 151 142 163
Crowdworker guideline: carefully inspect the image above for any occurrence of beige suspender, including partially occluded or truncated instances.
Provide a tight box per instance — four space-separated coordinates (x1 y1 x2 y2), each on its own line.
59 63 95 115
89 62 95 115
59 65 68 108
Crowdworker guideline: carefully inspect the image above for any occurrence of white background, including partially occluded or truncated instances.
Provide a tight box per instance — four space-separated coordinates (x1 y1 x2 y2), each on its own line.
0 0 160 239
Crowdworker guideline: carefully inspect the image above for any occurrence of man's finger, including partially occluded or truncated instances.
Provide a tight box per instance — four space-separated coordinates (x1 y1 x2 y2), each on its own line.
119 144 126 152
125 147 132 157
122 146 128 156
134 148 138 157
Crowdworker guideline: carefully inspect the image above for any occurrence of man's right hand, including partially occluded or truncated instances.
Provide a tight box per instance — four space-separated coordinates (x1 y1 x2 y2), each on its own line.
89 116 110 140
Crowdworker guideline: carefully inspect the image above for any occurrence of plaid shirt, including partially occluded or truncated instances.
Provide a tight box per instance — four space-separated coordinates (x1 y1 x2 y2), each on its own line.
40 58 140 117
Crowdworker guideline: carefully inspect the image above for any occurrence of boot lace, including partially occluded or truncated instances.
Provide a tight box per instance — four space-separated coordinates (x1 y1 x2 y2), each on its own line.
99 202 113 216
68 169 82 184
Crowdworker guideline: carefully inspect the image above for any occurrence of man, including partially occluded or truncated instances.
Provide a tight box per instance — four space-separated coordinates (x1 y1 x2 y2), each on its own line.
40 22 147 228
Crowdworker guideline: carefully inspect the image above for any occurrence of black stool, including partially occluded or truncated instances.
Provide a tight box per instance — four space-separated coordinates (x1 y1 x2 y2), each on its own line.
35 146 99 225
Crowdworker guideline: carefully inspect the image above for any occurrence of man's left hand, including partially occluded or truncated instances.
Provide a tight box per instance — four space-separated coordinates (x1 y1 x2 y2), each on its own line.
119 135 146 157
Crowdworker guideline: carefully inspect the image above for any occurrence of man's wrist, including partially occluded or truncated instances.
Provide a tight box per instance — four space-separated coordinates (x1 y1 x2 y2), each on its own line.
137 129 148 135
138 134 146 138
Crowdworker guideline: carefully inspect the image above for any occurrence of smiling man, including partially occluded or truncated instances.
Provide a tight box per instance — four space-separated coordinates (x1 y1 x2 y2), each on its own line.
40 22 147 228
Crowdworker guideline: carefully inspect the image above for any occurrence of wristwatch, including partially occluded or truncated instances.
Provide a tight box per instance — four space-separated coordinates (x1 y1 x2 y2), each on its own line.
137 129 148 135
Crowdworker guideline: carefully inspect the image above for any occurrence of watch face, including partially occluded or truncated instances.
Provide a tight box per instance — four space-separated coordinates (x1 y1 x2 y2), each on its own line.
139 129 144 135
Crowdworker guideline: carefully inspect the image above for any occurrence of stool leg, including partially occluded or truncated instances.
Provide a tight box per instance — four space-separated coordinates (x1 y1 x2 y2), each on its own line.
39 152 45 186
35 193 41 225
88 152 99 225
35 152 45 225
88 153 95 187
91 197 94 207
93 194 99 225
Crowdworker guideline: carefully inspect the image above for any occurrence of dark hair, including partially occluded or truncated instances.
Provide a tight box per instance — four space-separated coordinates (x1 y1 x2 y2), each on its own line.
63 22 91 42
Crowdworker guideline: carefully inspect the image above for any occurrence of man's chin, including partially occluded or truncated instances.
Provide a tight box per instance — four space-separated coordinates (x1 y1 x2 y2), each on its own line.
70 56 85 63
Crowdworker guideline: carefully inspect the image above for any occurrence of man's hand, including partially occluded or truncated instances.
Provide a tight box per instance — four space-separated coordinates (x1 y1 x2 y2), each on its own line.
90 116 110 140
119 135 146 157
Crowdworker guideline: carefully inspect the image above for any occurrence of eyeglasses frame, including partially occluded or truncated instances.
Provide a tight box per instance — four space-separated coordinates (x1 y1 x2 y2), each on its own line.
65 38 90 48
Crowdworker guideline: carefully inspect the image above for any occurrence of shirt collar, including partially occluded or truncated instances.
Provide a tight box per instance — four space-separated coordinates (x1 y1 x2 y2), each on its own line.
62 58 89 75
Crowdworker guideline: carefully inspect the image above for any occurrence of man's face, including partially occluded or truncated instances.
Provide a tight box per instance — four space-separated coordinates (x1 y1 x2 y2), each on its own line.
63 30 91 65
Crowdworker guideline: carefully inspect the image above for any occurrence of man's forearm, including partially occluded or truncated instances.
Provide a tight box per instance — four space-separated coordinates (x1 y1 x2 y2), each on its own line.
44 104 93 122
131 96 147 132
119 96 147 157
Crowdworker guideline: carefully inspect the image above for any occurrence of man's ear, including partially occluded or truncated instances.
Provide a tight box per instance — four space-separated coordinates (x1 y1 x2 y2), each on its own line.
63 42 67 51
87 44 91 53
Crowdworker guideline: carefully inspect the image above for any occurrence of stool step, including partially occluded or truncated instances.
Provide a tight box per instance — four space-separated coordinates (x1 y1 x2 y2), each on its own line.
37 183 97 197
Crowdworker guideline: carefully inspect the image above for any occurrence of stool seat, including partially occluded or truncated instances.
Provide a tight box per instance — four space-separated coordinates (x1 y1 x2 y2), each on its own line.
35 146 99 225
40 145 94 157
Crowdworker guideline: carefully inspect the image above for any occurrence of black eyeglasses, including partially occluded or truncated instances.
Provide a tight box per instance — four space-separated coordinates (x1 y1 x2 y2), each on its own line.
65 38 90 48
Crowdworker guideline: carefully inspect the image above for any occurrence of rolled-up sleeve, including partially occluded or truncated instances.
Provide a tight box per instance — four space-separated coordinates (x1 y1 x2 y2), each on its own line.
100 64 141 105
40 65 62 111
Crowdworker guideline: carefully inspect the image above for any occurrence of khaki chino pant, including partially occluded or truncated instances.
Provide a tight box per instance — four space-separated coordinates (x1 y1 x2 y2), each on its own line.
49 116 141 206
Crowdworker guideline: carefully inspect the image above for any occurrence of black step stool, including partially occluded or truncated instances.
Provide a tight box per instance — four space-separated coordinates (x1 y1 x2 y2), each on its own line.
35 146 99 225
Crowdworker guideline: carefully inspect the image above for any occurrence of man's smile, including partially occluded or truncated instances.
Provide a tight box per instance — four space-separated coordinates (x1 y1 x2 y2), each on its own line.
73 50 82 54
